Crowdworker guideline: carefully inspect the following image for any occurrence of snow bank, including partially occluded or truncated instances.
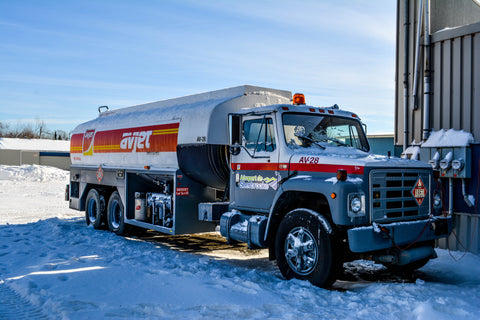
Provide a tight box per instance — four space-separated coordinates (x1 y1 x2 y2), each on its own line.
0 137 70 151
0 164 68 182
422 129 475 148
0 165 72 225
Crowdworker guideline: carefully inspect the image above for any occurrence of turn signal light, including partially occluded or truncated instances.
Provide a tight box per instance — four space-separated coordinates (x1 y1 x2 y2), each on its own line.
337 169 347 181
293 93 305 105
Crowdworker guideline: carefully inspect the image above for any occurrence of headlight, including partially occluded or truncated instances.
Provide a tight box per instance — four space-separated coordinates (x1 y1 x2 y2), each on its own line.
348 193 365 218
434 192 442 208
350 197 362 213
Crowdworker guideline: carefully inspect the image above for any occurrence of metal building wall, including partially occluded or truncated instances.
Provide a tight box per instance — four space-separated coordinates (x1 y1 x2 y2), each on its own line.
431 23 480 139
430 0 480 33
395 0 480 254
0 149 71 170
395 0 424 147
395 0 480 146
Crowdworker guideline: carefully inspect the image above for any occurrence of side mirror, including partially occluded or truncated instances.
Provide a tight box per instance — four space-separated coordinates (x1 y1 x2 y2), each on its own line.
229 143 241 156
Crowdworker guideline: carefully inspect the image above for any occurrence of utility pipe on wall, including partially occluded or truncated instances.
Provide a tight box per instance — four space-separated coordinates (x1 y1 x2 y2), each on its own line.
422 0 432 141
403 0 410 151
449 178 454 215
412 0 424 111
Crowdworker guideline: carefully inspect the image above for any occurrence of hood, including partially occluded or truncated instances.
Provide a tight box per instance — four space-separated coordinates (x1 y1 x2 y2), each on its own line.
288 147 431 175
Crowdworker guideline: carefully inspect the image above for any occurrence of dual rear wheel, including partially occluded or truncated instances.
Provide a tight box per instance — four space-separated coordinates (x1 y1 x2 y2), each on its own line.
106 191 127 236
85 189 126 236
85 189 105 229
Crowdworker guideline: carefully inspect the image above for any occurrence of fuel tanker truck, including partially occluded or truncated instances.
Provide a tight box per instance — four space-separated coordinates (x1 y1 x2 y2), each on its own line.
66 85 452 287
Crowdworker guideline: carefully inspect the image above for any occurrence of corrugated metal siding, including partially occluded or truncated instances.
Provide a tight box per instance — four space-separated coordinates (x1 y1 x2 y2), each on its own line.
396 21 480 146
431 29 480 139
437 212 480 253
395 1 480 254
395 0 480 146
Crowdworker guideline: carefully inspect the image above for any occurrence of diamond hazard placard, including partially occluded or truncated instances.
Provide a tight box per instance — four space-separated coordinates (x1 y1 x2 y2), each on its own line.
411 177 427 206
96 166 104 183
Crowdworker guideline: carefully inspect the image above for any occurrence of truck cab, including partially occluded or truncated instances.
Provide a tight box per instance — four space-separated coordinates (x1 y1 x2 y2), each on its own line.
220 94 452 287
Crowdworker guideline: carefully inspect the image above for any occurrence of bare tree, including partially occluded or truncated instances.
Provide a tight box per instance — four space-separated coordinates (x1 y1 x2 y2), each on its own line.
34 118 49 139
12 122 35 139
0 120 70 140
54 130 69 140
0 122 9 137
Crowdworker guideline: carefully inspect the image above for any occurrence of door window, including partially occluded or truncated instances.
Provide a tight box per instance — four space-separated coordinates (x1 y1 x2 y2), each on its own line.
243 118 276 152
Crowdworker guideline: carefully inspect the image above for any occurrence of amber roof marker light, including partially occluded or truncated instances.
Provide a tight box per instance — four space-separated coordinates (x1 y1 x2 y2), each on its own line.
292 93 305 105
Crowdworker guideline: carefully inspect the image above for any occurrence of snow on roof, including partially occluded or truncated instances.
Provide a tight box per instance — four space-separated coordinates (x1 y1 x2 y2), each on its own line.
0 138 70 152
422 129 475 148
402 145 421 160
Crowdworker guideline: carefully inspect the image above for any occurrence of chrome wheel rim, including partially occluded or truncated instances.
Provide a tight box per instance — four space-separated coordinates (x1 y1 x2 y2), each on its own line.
87 198 97 224
284 227 318 275
111 201 121 229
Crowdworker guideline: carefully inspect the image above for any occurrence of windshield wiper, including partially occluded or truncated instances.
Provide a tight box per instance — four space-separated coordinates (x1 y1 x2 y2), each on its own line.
296 135 326 150
319 136 349 147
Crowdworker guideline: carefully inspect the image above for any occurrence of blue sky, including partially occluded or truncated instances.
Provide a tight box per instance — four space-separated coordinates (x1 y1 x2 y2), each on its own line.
0 0 397 135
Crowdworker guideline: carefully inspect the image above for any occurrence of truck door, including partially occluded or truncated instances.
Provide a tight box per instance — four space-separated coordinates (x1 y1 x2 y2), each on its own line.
230 115 283 211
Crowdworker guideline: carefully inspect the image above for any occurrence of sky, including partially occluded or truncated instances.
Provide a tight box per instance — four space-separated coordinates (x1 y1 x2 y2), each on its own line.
0 0 397 135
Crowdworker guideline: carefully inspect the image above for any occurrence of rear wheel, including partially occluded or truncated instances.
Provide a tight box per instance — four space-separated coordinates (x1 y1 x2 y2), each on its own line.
107 191 127 236
85 189 105 229
275 209 338 288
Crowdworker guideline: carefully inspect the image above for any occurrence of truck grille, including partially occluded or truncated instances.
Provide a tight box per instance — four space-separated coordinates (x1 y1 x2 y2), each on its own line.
369 169 431 223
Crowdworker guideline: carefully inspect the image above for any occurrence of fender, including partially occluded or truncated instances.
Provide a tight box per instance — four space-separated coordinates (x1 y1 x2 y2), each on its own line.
264 174 366 244
287 208 333 234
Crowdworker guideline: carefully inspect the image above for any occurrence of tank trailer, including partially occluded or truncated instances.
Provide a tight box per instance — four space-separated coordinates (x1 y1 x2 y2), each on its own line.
66 85 452 287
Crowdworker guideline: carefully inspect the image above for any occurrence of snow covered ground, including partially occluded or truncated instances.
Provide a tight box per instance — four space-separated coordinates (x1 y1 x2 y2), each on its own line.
1 165 479 320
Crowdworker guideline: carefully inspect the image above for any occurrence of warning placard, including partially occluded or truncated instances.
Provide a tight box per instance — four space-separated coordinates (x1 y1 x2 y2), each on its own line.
411 178 427 206
176 187 189 196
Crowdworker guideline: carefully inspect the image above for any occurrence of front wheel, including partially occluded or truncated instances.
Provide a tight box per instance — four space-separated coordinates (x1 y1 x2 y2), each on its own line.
107 191 127 236
275 209 338 288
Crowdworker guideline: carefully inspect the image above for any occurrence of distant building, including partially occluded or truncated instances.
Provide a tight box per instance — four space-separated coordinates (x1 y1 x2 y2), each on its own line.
0 138 70 170
367 134 396 157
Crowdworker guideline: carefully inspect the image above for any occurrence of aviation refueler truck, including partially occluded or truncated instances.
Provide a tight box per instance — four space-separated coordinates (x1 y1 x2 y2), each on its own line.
66 85 452 287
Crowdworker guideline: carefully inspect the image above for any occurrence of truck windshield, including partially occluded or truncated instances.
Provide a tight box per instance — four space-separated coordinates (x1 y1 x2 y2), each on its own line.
283 113 369 152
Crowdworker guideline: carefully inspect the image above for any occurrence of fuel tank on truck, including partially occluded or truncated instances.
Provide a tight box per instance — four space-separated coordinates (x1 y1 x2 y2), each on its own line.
70 85 292 189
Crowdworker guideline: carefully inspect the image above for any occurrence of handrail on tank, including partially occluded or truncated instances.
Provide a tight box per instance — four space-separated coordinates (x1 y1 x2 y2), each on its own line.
98 105 109 113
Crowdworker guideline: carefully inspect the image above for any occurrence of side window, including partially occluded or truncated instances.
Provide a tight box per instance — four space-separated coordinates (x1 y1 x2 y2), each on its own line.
243 118 276 152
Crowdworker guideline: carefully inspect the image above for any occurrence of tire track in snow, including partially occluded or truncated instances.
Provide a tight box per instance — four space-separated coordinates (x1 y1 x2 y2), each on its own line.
0 282 48 320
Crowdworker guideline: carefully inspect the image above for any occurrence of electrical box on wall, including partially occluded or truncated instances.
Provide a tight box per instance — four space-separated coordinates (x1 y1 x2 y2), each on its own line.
420 146 471 179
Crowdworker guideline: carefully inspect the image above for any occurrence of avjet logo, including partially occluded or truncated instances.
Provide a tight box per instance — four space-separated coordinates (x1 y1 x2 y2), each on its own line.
84 130 95 139
120 131 153 152
83 129 96 155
